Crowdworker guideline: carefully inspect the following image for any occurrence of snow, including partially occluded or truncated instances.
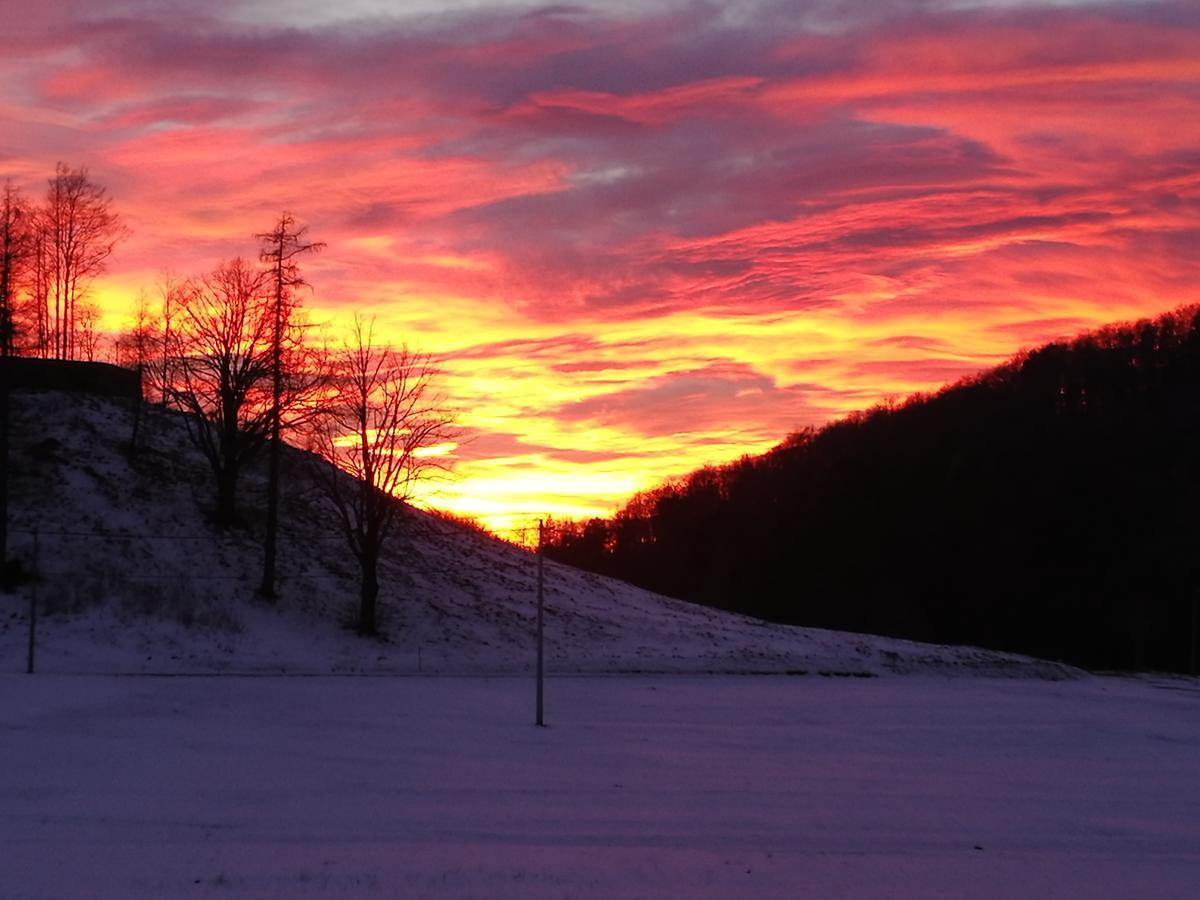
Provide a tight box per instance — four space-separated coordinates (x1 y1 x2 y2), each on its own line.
3 389 1198 897
2 389 1075 679
3 672 1199 898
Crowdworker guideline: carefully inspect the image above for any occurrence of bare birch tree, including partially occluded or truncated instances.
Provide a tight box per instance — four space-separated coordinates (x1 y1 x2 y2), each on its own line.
313 317 455 635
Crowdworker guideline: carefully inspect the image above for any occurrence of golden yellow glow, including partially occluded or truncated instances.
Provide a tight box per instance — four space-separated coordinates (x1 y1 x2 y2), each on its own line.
85 267 1192 536
16 0 1197 538
412 441 459 459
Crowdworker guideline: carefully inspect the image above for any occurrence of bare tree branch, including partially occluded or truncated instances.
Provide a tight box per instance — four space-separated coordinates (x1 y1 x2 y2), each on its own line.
165 258 275 524
42 163 127 359
312 316 456 635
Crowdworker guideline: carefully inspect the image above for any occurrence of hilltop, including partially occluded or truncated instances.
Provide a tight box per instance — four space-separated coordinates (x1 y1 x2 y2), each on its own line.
0 385 1071 677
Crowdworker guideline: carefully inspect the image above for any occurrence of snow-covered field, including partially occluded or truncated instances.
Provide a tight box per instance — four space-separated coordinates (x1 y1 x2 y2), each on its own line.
3 672 1199 899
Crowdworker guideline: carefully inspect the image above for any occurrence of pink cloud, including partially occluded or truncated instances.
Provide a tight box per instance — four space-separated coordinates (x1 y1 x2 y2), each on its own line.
4 0 1200 525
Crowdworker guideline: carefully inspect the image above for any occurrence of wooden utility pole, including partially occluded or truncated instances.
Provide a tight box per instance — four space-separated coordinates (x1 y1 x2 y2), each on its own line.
1191 590 1197 677
536 519 545 727
26 528 38 674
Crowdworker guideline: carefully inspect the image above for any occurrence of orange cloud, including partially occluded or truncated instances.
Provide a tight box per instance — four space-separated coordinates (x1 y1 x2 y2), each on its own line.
4 0 1198 532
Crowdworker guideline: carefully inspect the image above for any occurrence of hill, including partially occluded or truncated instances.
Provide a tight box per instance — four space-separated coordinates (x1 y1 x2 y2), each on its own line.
0 386 1072 677
545 304 1200 673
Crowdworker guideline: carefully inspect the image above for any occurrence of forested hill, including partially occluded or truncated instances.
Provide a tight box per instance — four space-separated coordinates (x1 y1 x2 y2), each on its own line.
545 304 1200 673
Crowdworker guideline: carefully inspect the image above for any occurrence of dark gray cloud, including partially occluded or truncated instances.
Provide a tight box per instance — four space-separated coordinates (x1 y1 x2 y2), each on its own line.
551 362 839 436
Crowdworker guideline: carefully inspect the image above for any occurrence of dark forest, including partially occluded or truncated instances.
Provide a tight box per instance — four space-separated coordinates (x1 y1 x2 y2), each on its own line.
545 305 1200 672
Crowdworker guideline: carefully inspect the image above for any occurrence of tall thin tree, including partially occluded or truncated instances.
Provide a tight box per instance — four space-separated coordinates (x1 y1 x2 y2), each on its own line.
256 213 323 601
116 290 158 453
151 272 184 405
30 224 50 357
0 182 31 356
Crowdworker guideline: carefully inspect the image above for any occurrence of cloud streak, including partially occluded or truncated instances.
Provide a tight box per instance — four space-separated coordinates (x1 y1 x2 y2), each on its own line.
4 0 1199 529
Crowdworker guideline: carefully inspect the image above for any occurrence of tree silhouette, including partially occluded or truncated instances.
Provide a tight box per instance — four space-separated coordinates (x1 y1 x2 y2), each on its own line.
149 273 185 405
42 163 125 359
166 259 275 524
114 291 159 374
545 303 1200 673
0 182 32 357
313 317 454 635
256 212 324 601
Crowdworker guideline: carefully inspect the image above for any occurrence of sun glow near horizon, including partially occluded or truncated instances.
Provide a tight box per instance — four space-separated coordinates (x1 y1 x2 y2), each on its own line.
7 0 1199 534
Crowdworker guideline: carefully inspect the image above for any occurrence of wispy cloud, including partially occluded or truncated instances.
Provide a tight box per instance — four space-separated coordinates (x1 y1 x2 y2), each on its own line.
5 0 1199 526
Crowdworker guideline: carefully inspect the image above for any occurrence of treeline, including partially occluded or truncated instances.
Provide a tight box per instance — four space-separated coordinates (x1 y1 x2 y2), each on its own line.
545 305 1200 672
1 164 125 362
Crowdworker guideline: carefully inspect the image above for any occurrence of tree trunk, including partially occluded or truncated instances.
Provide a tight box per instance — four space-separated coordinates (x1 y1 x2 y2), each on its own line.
259 280 284 601
0 357 9 570
128 368 142 455
215 392 242 525
215 465 238 525
358 547 379 635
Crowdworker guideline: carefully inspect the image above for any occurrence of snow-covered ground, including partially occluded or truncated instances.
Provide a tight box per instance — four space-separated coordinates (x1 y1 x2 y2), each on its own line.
2 388 1074 678
3 672 1199 899
4 388 1197 897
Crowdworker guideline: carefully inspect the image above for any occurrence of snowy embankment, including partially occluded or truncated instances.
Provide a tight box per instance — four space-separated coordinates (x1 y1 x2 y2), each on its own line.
3 673 1199 899
3 389 1074 678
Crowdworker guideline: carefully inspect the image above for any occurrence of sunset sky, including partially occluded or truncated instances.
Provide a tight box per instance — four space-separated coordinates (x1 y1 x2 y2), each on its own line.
4 0 1199 535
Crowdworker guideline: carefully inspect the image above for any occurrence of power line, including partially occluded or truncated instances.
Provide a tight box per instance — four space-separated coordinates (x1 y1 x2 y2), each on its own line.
9 528 224 541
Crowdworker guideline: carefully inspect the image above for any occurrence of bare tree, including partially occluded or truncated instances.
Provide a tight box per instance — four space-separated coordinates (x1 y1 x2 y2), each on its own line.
29 224 51 357
149 272 185 405
256 212 324 601
166 258 275 524
114 290 159 452
116 286 178 395
115 291 158 371
313 317 455 635
76 301 102 361
43 163 126 359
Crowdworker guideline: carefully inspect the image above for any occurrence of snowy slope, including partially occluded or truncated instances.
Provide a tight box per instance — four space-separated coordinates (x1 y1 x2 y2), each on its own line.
2 388 1076 678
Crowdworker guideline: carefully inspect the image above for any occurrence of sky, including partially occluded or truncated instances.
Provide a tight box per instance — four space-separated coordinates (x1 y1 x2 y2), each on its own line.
3 0 1198 535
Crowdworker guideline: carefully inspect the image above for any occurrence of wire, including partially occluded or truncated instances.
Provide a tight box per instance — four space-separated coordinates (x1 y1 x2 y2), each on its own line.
9 528 225 541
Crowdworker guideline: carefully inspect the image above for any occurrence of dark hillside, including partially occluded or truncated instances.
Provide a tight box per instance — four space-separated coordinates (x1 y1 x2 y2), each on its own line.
545 305 1200 672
